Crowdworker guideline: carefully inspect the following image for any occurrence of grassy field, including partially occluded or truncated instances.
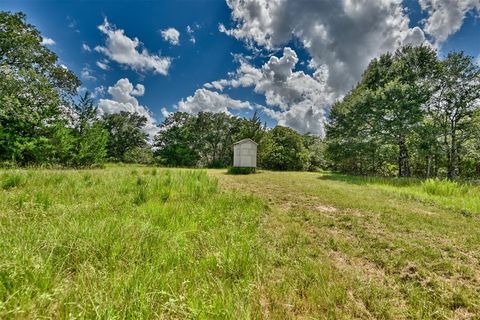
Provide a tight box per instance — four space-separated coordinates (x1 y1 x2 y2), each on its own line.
2 166 480 319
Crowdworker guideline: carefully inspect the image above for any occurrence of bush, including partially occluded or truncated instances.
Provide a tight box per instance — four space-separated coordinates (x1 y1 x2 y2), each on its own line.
228 167 256 175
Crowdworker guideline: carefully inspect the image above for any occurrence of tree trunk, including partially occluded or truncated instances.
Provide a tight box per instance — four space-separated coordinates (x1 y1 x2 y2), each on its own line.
447 125 458 180
398 136 410 177
426 155 431 178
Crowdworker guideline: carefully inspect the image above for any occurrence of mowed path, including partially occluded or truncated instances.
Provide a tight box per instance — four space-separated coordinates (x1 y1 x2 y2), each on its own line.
208 170 480 319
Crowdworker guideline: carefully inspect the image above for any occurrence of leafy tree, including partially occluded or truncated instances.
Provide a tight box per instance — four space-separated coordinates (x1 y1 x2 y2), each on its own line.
154 112 199 166
238 111 265 143
303 134 326 171
429 52 480 179
190 112 243 167
0 11 80 164
68 92 109 166
102 112 149 162
326 45 438 177
124 147 154 164
261 126 308 171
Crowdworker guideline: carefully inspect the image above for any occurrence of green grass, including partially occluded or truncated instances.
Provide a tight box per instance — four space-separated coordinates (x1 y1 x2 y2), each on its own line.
0 166 265 318
211 170 480 319
2 166 480 319
322 173 480 215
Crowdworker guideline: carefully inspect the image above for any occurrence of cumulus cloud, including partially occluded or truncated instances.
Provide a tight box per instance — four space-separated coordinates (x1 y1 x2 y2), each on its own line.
161 27 180 45
222 0 430 96
98 78 159 137
41 37 55 46
204 47 333 135
418 0 480 43
95 18 171 75
177 88 254 114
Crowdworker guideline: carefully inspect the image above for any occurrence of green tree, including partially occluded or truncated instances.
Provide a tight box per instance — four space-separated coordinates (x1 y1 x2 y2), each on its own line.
0 11 80 164
303 134 326 171
326 45 438 177
102 112 149 162
261 126 308 171
70 92 109 166
429 52 480 179
154 112 199 167
190 112 243 167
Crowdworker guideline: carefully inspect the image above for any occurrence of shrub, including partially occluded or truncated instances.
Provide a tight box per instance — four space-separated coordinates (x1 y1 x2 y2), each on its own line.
228 167 256 175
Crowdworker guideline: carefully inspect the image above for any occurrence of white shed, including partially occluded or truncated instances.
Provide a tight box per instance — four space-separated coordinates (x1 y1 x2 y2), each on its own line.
233 139 257 168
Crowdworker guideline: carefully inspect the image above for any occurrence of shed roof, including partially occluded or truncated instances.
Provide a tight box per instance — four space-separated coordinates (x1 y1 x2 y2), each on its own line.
233 138 258 145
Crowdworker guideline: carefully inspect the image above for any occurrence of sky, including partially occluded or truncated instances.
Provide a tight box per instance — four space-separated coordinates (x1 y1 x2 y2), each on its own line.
2 0 480 137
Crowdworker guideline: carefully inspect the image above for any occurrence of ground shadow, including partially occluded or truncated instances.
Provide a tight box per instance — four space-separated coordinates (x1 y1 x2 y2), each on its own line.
319 173 423 188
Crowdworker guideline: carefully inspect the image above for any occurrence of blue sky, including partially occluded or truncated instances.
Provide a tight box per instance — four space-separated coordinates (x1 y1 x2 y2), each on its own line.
2 0 480 136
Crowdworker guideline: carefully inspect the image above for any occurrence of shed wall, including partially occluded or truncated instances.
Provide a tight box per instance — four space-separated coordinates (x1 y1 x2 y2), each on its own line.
233 141 257 167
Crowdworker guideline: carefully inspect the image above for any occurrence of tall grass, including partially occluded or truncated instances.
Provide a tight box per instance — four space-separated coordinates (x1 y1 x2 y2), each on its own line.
322 173 480 215
0 167 265 318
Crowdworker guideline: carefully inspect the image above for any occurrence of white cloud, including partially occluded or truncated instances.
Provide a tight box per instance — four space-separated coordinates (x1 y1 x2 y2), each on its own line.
96 60 109 70
161 27 180 45
93 85 106 98
177 88 254 114
204 48 333 135
81 66 96 81
41 37 55 46
418 0 480 44
98 78 159 137
95 18 171 75
216 0 463 135
186 25 196 43
161 107 172 118
82 43 92 52
222 0 429 96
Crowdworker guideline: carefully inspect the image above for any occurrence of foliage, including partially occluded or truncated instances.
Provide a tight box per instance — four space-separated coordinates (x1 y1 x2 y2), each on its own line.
124 146 154 164
102 111 149 162
155 111 267 168
260 126 309 171
0 11 80 165
154 112 199 167
326 45 480 179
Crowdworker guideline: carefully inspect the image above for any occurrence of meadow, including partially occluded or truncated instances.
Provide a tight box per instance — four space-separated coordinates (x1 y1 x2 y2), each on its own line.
1 166 480 319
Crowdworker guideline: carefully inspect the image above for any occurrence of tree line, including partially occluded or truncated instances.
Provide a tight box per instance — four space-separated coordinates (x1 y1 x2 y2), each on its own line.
326 45 480 179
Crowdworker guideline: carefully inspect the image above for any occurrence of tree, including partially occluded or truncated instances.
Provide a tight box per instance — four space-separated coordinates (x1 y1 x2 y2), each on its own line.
154 112 199 167
0 11 80 164
429 52 480 179
326 45 438 177
238 111 265 143
303 134 326 171
261 126 308 171
102 112 149 162
68 92 109 166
